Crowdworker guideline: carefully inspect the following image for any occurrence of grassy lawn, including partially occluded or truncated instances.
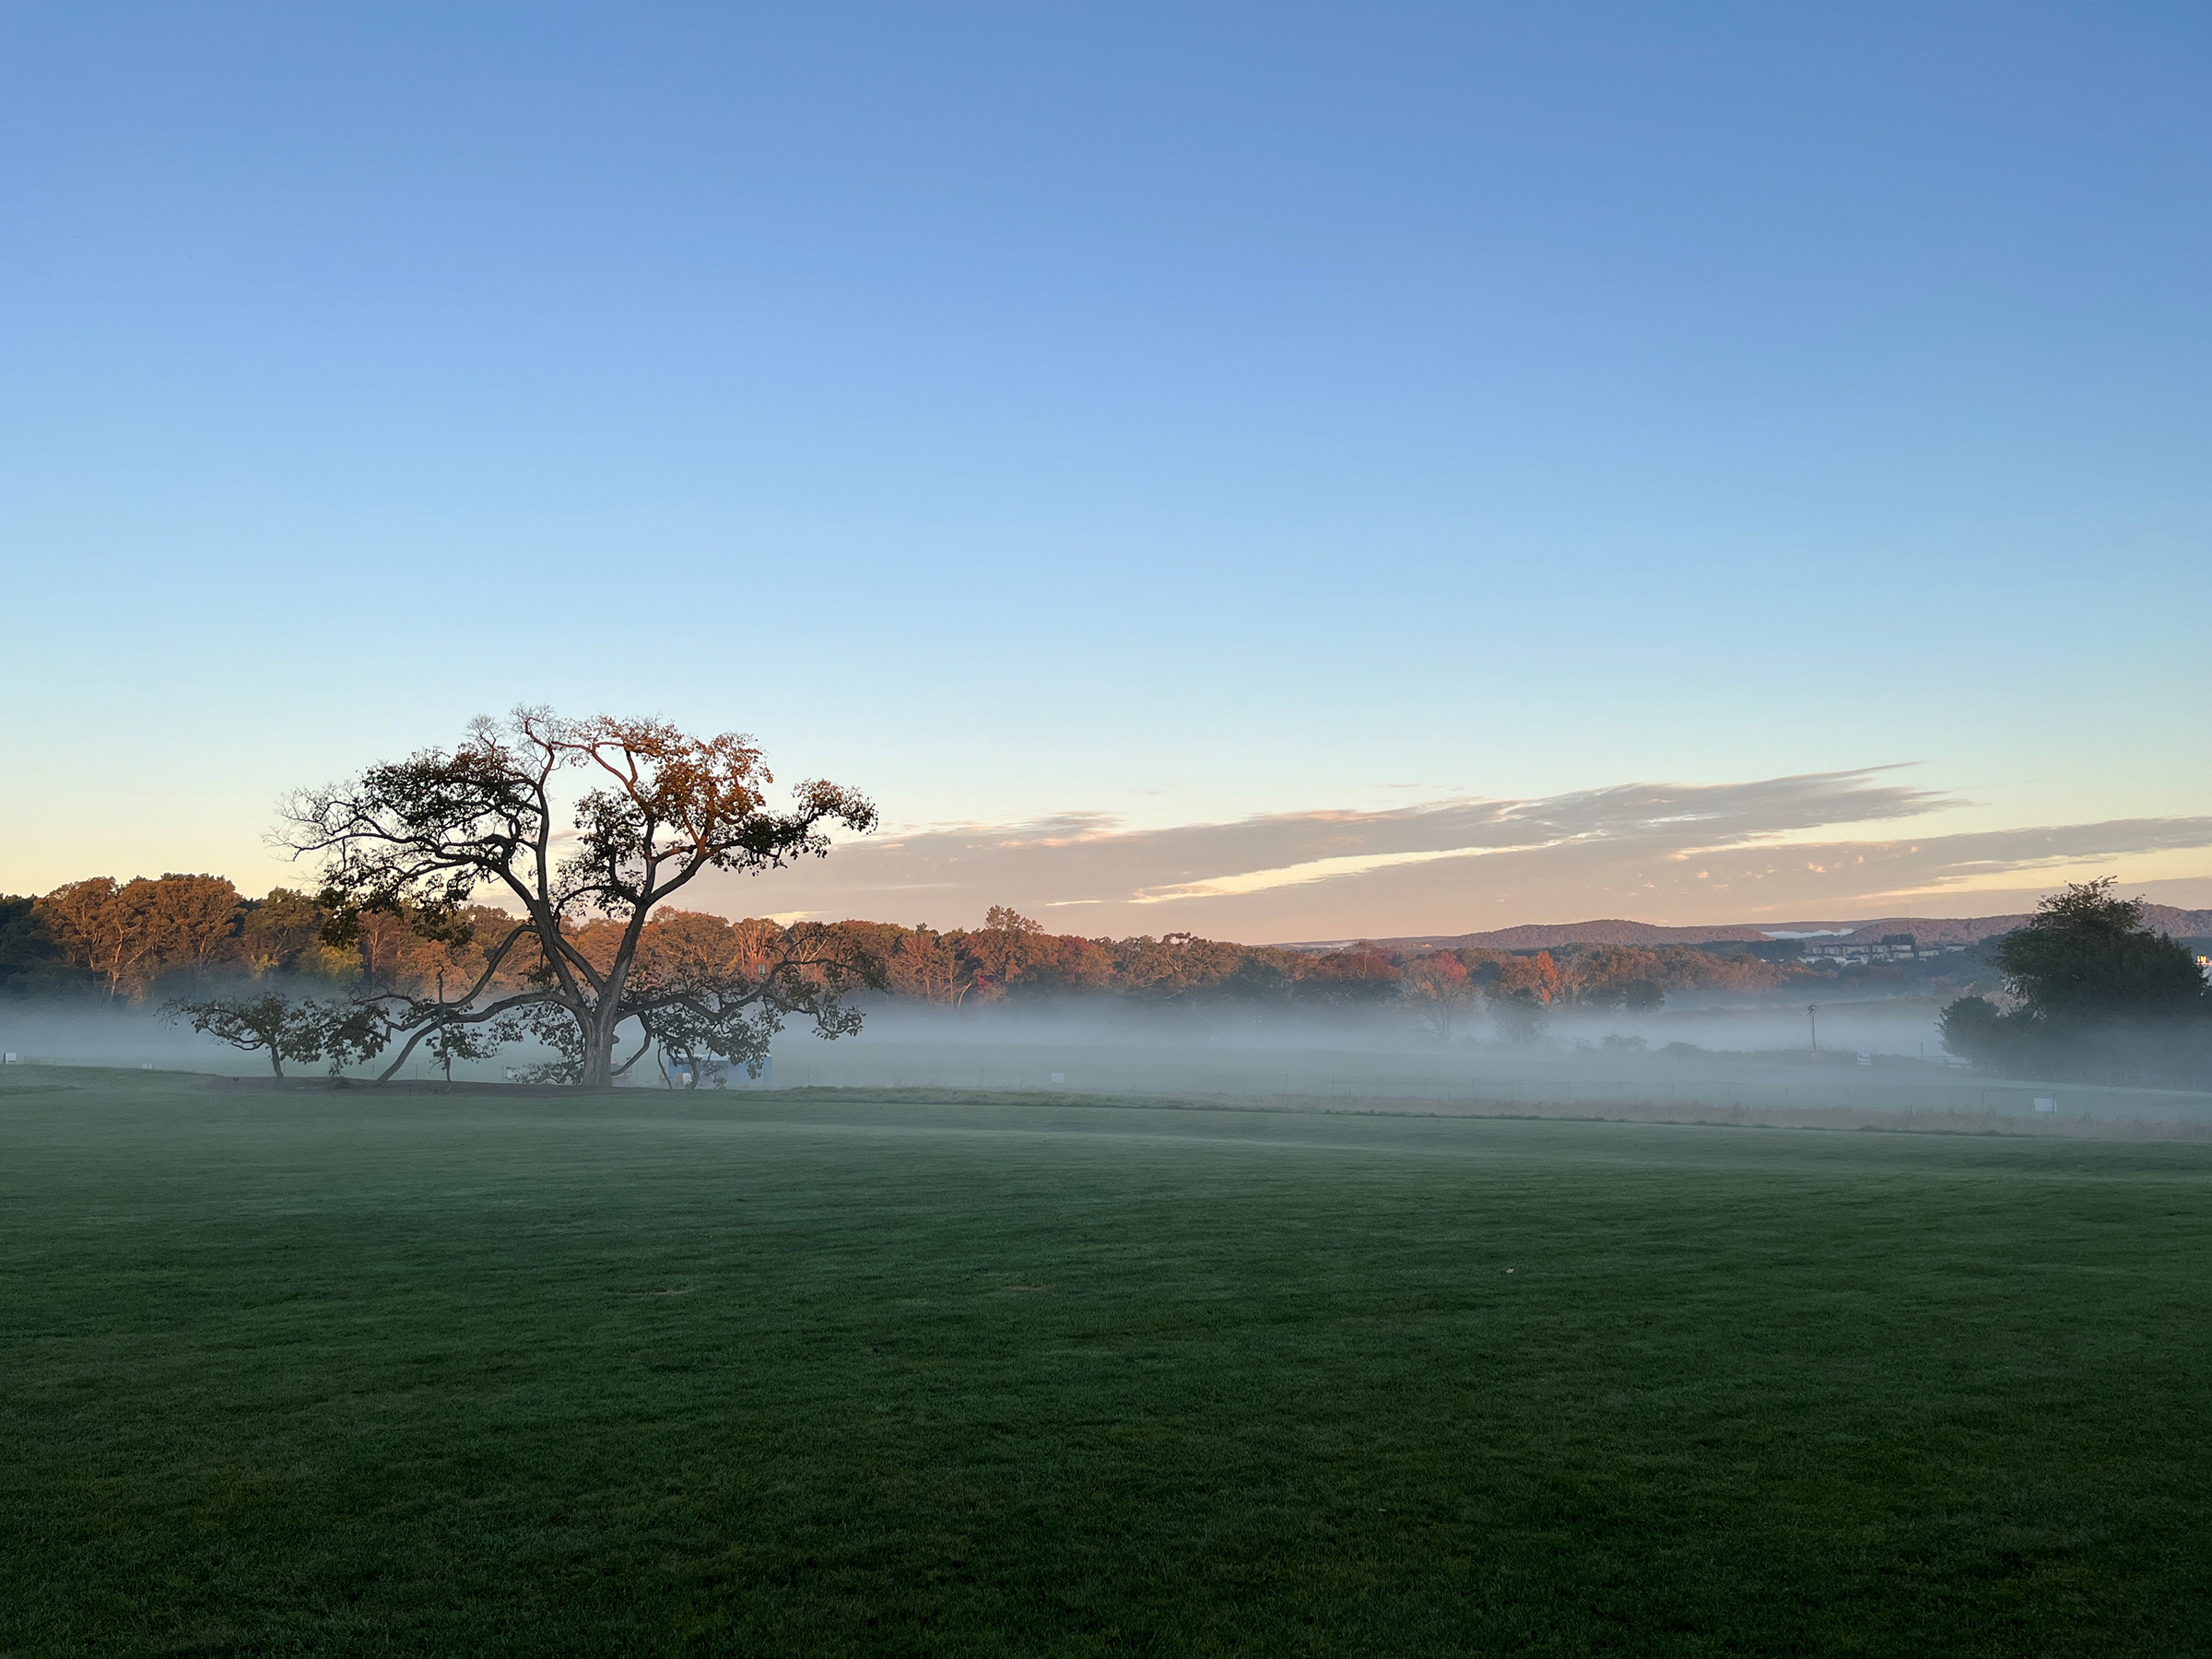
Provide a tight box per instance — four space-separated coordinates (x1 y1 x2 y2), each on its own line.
3 1070 2208 1655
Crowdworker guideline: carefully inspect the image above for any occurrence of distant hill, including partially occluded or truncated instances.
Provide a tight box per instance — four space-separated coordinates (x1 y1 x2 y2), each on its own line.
1293 905 2212 951
1392 919 1776 948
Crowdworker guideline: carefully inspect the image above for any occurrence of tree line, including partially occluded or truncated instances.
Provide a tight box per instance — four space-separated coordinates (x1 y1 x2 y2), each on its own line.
1 861 1927 1084
12 869 2204 1086
3 876 1857 1016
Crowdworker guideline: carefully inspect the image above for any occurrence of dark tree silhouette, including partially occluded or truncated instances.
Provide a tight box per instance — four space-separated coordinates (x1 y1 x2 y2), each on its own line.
1940 881 2209 1082
1993 879 2206 1025
185 708 877 1087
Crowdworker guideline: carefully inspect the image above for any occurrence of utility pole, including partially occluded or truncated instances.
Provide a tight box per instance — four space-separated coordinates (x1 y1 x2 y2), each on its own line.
1806 1003 1819 1052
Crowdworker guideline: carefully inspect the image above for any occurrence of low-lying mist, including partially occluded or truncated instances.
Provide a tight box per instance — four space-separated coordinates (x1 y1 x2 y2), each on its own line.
843 991 1950 1062
9 987 2211 1132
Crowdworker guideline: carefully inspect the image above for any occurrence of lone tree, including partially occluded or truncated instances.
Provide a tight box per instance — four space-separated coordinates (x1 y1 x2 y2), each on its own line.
187 709 878 1086
1938 879 2209 1082
1990 878 2206 1027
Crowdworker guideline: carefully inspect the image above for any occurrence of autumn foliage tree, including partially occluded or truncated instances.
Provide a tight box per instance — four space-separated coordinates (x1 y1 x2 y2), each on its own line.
970 906 1042 995
183 708 879 1086
1398 952 1478 1041
36 875 244 1000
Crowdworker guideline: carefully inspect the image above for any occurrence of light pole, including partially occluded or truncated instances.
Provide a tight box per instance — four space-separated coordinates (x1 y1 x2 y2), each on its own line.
436 968 453 1084
1806 1003 1819 1053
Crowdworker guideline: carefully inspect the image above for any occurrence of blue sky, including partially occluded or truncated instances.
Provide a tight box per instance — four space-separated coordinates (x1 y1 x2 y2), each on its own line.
4 3 2208 933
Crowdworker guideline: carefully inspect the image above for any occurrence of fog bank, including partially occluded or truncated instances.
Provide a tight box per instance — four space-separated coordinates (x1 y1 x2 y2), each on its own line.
11 991 2210 1131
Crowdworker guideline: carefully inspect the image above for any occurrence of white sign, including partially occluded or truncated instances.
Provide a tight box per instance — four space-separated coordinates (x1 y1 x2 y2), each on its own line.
2034 1098 2055 1112
1050 1072 1065 1084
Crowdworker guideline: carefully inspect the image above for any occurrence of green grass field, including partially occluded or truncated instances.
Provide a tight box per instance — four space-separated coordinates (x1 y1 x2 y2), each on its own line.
5 1070 2209 1655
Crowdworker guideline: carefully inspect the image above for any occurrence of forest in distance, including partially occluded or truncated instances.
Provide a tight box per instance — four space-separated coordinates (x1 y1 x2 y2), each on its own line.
1 871 1987 1020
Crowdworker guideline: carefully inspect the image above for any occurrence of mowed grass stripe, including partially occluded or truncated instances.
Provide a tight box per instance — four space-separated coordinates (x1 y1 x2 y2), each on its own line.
2 1070 2207 1655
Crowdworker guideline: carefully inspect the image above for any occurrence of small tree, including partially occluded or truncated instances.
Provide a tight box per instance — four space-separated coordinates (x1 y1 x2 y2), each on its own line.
1936 994 2005 1066
168 992 331 1077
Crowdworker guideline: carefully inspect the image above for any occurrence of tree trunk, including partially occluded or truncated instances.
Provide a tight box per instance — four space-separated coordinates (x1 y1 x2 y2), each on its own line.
579 1008 617 1088
579 957 638 1088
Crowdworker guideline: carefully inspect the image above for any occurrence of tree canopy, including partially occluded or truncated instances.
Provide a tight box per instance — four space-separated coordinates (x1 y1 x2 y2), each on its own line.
1941 881 2209 1084
161 709 879 1087
1993 879 2206 1026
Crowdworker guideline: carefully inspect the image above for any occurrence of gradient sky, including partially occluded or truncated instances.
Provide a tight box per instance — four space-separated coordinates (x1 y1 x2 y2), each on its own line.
4 3 2208 936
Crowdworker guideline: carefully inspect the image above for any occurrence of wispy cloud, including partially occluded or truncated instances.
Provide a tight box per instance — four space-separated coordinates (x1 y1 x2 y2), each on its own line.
1130 840 1567 903
688 770 2212 939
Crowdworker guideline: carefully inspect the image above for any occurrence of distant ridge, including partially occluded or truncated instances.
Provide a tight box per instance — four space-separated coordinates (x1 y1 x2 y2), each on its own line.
1286 905 2212 951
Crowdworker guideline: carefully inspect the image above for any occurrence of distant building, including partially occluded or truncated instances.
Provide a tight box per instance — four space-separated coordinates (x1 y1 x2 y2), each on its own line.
1798 938 1969 965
